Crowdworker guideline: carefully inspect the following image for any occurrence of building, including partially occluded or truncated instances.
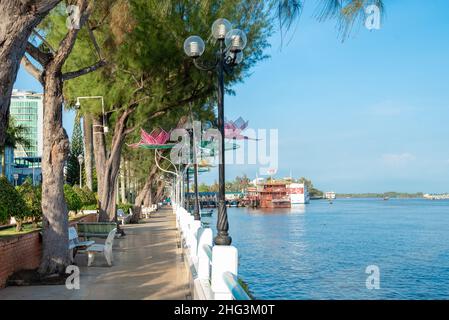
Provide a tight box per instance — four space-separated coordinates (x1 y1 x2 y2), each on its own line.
7 90 43 185
10 90 44 157
3 146 15 183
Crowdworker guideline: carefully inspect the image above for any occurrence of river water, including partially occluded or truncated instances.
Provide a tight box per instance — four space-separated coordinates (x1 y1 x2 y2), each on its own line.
203 199 449 299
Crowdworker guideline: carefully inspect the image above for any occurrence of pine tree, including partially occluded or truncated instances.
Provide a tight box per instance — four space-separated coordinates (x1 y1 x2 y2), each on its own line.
66 113 84 186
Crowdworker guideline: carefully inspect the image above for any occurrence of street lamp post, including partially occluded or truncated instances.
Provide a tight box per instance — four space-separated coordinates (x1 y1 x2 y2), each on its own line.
184 19 247 245
75 96 108 134
78 154 84 188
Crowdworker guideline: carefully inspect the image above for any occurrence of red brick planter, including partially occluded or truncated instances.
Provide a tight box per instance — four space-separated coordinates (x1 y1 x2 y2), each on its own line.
0 213 98 288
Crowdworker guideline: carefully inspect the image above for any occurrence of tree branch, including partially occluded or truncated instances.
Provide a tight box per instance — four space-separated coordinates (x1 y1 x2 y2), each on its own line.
87 22 103 60
21 55 43 83
25 42 52 66
35 0 62 14
52 0 92 70
62 59 107 81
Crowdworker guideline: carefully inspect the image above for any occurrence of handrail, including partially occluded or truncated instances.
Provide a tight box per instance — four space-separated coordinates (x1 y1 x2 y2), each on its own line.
202 244 212 260
176 205 252 300
223 271 251 300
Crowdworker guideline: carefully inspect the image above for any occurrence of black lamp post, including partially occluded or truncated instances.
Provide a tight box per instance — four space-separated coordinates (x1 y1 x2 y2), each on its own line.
188 127 201 221
184 19 247 246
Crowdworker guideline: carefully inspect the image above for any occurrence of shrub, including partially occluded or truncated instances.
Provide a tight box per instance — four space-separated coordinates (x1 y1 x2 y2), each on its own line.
64 184 82 213
73 186 97 207
117 203 133 214
16 180 42 228
0 177 29 231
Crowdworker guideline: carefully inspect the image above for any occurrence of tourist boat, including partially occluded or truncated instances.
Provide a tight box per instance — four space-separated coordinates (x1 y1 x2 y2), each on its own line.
287 183 310 204
259 181 291 208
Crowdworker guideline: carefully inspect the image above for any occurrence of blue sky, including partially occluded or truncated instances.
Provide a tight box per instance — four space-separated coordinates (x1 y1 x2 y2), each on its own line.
14 0 449 193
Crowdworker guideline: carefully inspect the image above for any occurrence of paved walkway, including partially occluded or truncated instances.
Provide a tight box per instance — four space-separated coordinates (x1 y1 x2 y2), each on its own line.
0 209 190 300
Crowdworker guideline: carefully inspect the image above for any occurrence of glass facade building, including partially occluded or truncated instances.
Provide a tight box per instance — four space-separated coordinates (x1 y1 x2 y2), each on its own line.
9 90 43 157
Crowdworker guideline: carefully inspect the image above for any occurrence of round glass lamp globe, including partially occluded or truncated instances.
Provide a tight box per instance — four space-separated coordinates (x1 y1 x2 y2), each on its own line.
211 18 232 40
184 36 205 58
225 29 247 52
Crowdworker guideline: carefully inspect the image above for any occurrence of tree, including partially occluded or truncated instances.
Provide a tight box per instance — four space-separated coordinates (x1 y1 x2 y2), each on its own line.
17 179 42 228
65 112 84 185
63 0 277 222
0 177 29 231
21 0 107 275
0 0 384 146
298 177 323 198
1 117 31 176
82 114 94 190
0 0 62 146
63 184 82 212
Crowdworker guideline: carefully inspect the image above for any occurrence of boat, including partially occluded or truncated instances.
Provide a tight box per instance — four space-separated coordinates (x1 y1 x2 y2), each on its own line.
383 196 390 201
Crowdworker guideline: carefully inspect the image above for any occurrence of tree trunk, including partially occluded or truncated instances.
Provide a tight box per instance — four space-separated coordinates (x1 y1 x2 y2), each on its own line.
82 114 93 190
98 107 135 222
154 180 166 204
92 115 106 199
125 159 131 202
1 150 5 177
130 165 158 223
39 68 71 275
143 186 152 207
36 0 96 275
120 156 126 203
0 0 61 146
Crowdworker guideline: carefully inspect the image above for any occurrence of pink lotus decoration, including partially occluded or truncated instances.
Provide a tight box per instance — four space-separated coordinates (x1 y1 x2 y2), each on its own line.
225 117 257 140
128 128 173 149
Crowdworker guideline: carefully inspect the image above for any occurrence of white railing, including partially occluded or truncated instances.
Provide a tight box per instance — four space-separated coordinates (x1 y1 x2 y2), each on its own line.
173 204 251 300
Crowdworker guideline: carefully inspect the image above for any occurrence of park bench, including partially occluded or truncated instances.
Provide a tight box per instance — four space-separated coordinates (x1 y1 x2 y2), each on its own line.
82 228 117 267
142 204 157 219
68 227 95 262
117 208 132 225
77 222 118 240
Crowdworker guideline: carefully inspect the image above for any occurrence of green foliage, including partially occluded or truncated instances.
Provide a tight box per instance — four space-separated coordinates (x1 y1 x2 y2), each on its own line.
0 177 29 230
226 175 251 192
337 192 424 199
66 113 84 186
73 186 97 207
16 180 42 226
64 184 83 212
117 203 133 214
81 203 98 210
297 177 323 198
3 117 31 150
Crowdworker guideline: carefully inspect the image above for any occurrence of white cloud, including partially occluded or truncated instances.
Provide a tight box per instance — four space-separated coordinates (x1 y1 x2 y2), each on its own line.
381 153 416 166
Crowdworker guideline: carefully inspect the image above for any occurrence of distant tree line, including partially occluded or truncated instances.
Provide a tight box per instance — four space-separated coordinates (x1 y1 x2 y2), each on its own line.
337 192 424 199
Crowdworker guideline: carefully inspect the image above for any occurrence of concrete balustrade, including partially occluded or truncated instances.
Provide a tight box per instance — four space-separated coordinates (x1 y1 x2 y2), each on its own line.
173 202 250 300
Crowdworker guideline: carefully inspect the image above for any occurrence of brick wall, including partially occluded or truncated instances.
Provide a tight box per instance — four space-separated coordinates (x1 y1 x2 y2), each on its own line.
0 213 98 288
0 231 41 288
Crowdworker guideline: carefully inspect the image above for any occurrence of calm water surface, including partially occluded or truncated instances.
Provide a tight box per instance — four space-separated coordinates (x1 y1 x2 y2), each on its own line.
203 199 449 299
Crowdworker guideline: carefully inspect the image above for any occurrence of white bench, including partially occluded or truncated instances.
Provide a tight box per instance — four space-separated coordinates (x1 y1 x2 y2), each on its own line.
68 227 95 262
83 228 117 267
117 209 132 225
142 204 157 219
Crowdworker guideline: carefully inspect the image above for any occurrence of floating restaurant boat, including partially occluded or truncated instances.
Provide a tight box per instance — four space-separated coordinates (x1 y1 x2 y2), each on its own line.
287 183 310 204
259 181 291 208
